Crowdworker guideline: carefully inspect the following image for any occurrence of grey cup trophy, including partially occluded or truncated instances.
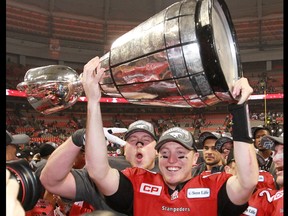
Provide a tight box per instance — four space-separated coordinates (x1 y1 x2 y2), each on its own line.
17 0 242 115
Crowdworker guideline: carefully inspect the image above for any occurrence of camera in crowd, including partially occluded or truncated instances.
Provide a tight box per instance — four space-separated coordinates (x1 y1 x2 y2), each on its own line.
6 159 44 211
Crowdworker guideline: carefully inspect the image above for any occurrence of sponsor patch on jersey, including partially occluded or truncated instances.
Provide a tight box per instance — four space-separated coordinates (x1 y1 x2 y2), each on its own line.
140 183 162 196
258 175 264 182
242 206 258 216
187 188 210 198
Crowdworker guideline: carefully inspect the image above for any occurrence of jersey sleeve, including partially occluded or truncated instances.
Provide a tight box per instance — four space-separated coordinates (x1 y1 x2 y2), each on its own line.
218 181 248 215
104 170 134 215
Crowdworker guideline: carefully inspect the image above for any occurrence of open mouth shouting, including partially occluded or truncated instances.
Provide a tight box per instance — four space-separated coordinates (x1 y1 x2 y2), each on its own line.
136 152 143 162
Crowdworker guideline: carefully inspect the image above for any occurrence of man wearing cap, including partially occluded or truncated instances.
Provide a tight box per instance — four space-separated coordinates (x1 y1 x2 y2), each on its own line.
122 120 158 171
40 119 158 215
215 136 234 162
192 131 225 177
6 130 31 161
252 126 277 184
82 57 259 215
240 134 284 215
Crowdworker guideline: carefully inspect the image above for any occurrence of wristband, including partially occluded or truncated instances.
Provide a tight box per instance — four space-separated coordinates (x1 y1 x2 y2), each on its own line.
71 128 86 147
228 102 253 144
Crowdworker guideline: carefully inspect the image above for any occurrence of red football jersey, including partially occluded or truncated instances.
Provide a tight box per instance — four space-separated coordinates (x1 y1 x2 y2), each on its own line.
241 187 283 216
123 167 232 216
256 170 276 190
200 169 276 190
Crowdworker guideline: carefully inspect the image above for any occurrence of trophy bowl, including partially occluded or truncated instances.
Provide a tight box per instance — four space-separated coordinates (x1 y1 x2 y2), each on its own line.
16 65 83 115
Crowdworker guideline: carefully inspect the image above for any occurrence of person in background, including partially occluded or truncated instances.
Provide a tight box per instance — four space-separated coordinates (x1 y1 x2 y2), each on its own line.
30 153 41 171
6 130 30 161
34 143 56 177
25 143 63 216
240 134 284 215
83 56 258 215
252 126 277 185
16 147 34 163
192 131 224 177
215 136 234 163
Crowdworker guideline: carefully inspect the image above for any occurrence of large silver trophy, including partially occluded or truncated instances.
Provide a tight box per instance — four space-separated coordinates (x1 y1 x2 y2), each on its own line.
17 0 242 115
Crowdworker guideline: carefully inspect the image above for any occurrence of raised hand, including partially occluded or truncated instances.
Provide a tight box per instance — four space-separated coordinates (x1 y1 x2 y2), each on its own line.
231 77 253 104
81 56 105 102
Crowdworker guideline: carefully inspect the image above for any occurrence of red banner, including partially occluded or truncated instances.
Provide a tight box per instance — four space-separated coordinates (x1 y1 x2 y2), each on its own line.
6 89 283 103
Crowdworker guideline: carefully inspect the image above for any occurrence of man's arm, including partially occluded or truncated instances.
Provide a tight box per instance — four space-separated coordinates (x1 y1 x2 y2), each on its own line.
40 137 81 199
226 78 259 205
82 56 120 196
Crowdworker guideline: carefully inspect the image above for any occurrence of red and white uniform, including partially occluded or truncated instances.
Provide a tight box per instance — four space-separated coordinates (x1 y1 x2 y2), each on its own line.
256 170 276 190
122 167 232 216
200 169 275 190
241 187 283 216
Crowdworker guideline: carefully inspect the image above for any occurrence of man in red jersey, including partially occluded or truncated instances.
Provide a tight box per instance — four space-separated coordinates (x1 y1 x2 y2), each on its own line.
82 56 259 216
241 134 284 216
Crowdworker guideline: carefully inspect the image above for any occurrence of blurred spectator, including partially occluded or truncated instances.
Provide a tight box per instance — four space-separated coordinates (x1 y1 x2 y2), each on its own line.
30 153 41 171
26 143 65 216
34 143 56 177
252 126 276 171
215 136 234 163
6 130 30 161
16 148 34 162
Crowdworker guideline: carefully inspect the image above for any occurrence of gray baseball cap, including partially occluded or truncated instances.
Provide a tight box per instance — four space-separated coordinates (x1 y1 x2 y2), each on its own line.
6 130 30 145
198 131 221 148
155 127 197 152
215 137 233 152
260 134 283 150
124 120 156 140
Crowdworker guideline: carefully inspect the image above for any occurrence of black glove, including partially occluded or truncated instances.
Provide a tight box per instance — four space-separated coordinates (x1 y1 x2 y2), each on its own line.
72 128 86 147
228 102 253 144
